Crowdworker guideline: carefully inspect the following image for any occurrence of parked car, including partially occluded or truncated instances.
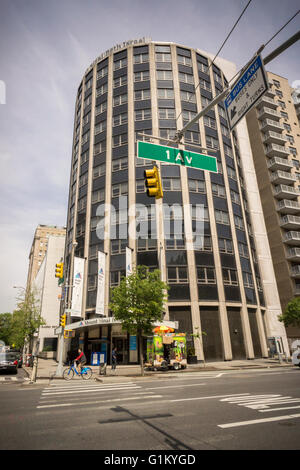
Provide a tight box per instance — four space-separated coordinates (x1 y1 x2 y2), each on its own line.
9 350 23 368
0 352 18 374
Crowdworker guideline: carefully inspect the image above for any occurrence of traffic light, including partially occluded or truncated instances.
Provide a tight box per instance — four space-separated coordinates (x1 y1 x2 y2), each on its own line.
55 262 64 279
60 313 66 328
144 165 163 199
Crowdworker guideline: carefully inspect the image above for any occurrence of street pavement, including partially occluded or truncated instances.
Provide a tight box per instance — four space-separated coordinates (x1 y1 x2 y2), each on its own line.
16 356 293 385
0 366 299 450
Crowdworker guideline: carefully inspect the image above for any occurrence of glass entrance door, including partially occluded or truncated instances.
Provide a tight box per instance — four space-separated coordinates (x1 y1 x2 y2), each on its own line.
113 337 129 365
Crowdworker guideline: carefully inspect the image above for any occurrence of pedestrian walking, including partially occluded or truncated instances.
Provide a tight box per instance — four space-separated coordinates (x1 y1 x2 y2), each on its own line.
112 347 117 373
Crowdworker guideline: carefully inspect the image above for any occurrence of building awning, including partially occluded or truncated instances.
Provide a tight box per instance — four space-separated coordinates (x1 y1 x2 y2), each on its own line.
65 317 178 332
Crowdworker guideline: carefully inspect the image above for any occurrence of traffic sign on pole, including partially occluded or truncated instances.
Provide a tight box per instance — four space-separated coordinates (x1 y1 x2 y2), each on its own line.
224 54 268 131
137 141 217 173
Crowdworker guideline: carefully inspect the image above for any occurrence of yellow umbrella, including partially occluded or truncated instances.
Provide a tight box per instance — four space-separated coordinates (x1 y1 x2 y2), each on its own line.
153 325 174 333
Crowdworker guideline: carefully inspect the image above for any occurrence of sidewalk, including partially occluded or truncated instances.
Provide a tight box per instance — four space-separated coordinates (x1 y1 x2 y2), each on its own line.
22 357 293 384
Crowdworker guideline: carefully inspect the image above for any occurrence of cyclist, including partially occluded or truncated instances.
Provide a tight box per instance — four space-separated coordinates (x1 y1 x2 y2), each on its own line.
75 348 87 374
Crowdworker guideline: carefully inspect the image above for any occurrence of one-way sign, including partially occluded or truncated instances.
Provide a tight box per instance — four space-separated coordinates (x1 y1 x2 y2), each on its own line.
224 54 268 130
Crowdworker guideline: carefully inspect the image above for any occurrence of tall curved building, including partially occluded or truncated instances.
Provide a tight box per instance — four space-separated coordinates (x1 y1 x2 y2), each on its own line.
63 38 289 364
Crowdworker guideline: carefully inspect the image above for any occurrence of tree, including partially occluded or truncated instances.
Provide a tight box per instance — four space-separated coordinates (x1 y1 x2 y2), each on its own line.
0 313 13 346
10 287 45 351
279 297 300 328
110 265 169 376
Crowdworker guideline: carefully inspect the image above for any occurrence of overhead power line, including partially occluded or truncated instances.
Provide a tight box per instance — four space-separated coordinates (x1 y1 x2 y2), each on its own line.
175 0 253 123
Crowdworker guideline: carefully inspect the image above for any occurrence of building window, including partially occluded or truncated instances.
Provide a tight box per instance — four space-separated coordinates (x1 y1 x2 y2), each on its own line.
110 270 126 287
81 131 90 145
199 78 211 91
134 71 150 82
198 62 208 73
91 189 105 204
219 238 233 254
160 129 176 140
188 179 206 193
197 267 216 284
95 101 107 116
112 182 128 198
223 268 238 286
97 66 108 79
93 163 106 178
177 55 192 67
234 215 244 230
283 123 291 132
221 124 230 138
134 53 149 64
78 196 87 212
157 70 173 81
218 105 226 119
215 210 230 225
182 110 197 124
243 272 254 288
212 183 226 198
157 89 174 99
111 239 127 254
204 116 216 129
280 111 288 119
195 235 212 252
181 91 196 103
191 205 209 221
94 141 106 155
201 96 211 108
112 157 128 172
113 112 128 127
137 238 157 252
113 75 127 88
206 135 219 150
134 89 151 101
113 94 128 106
162 177 181 191
136 179 146 193
289 147 297 156
179 72 194 84
230 190 241 205
227 166 237 180
185 131 200 144
113 133 128 148
275 89 283 98
95 121 106 135
238 242 249 258
135 109 151 121
224 144 233 158
113 58 127 70
79 173 88 188
168 266 189 283
159 108 176 119
156 52 172 62
273 79 281 88
165 237 185 250
96 83 108 97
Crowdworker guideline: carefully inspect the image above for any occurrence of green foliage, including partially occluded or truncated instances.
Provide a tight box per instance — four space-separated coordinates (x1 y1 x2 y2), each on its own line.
0 313 13 346
110 266 168 335
279 297 300 328
110 266 168 375
9 287 45 350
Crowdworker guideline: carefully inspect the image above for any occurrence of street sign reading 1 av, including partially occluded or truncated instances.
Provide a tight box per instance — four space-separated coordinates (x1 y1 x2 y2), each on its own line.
137 141 217 173
224 54 268 131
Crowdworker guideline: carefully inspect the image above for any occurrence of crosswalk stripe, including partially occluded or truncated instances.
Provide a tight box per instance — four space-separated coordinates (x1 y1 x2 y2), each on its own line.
218 413 300 428
37 394 163 409
41 385 141 397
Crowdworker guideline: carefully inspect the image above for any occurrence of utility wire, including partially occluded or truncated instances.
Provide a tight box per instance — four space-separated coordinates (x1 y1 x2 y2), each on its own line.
175 0 253 124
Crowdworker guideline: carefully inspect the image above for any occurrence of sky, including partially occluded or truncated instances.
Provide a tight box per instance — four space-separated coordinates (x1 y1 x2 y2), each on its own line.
0 0 299 313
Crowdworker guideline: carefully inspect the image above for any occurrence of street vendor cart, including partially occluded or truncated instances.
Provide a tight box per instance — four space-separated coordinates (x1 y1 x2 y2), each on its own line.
145 326 187 371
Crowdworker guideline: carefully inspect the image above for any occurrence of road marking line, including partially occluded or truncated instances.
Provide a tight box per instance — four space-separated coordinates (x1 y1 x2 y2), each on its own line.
44 381 136 390
218 413 300 428
170 393 250 402
41 385 141 396
259 405 300 412
37 394 163 409
145 383 206 391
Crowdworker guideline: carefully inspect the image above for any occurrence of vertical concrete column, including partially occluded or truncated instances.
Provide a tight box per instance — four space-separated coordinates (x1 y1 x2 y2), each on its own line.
103 54 114 316
192 51 232 360
211 71 254 359
149 42 169 319
127 46 136 263
82 65 97 319
172 45 203 361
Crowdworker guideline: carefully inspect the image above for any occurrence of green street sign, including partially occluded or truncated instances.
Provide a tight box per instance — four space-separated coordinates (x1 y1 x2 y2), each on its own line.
137 141 217 173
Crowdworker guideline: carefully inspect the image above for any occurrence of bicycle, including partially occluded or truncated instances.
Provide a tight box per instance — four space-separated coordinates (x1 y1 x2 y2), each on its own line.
63 361 93 381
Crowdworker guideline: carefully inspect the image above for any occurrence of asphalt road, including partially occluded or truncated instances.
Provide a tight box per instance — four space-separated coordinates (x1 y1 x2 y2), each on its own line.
0 367 299 451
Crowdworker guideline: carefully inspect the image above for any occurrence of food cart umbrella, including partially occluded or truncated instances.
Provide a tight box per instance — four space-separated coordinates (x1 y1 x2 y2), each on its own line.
153 325 174 333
